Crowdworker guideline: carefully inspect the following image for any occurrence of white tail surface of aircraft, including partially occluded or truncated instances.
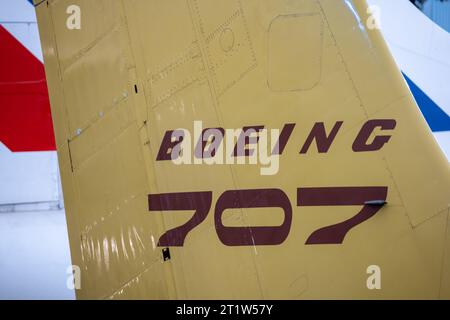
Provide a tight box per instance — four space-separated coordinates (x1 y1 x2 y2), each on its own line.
368 0 450 160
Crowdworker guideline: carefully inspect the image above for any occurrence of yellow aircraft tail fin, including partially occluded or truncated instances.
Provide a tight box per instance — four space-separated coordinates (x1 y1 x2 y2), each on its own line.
35 0 450 299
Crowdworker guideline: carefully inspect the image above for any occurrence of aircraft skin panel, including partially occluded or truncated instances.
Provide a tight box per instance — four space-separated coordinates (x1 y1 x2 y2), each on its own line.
35 0 450 299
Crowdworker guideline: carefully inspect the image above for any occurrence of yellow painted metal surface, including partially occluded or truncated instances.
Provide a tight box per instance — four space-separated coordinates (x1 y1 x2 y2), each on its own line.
35 0 450 299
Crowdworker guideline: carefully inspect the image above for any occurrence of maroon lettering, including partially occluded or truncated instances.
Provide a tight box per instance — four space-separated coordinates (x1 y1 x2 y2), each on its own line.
300 121 343 154
215 189 292 246
195 128 225 159
233 126 265 157
148 191 212 246
297 187 388 244
156 130 185 161
149 186 388 247
352 119 396 152
272 123 296 155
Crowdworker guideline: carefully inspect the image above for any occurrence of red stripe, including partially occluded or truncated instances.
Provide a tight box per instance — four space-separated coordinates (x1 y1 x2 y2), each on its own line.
0 25 56 152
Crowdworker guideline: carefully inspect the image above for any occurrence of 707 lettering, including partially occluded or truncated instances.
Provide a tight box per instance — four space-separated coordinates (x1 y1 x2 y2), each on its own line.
148 186 387 247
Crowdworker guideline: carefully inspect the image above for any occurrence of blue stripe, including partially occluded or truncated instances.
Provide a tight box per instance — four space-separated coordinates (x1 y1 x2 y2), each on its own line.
403 73 450 132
